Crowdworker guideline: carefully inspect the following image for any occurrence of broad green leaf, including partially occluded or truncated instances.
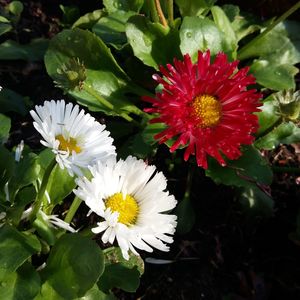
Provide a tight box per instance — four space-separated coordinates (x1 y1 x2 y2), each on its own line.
251 59 298 90
42 234 105 299
211 6 237 54
45 28 138 115
175 197 196 234
8 1 23 16
93 11 135 48
103 0 144 13
0 145 14 191
33 212 57 246
126 15 182 69
175 0 216 16
238 21 300 63
45 165 76 207
0 88 27 115
0 113 11 144
98 264 140 293
206 146 273 187
7 186 36 226
104 247 144 275
239 186 274 217
0 38 48 61
77 285 116 300
255 122 300 150
179 16 232 62
0 262 40 300
256 96 280 136
8 153 41 201
72 10 104 29
0 23 12 36
0 225 41 280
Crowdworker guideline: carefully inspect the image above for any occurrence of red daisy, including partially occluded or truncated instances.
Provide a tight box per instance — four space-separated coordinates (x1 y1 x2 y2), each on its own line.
143 50 262 169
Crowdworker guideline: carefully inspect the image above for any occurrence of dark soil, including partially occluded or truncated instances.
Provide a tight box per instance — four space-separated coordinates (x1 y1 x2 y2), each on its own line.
1 1 300 299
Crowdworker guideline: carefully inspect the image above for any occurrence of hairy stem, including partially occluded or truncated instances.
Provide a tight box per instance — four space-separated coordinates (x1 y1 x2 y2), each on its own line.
155 0 168 27
64 196 82 224
30 158 56 222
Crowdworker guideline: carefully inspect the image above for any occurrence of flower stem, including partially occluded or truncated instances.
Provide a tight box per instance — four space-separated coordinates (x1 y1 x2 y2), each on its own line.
30 158 56 222
155 0 168 27
64 196 82 224
238 1 300 60
166 0 174 27
255 117 283 139
83 83 141 125
148 0 159 23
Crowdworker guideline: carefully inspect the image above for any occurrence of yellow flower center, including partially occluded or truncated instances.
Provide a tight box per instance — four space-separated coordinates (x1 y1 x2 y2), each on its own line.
105 193 139 225
56 134 81 153
191 94 222 127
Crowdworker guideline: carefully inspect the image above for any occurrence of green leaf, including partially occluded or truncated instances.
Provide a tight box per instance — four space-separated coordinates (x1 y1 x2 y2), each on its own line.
103 0 144 13
0 225 41 280
42 234 105 299
238 21 300 63
211 6 237 54
98 264 140 293
126 15 182 69
8 1 24 16
60 5 80 26
72 10 104 29
255 122 300 150
8 153 41 202
0 113 11 144
104 247 144 275
0 88 27 115
77 285 116 300
93 10 135 49
239 186 274 216
256 96 280 136
179 16 232 62
206 146 273 187
0 262 40 300
0 38 48 61
45 165 76 207
0 23 12 36
33 213 57 246
0 145 14 192
45 28 137 115
175 197 196 234
175 0 216 17
251 59 298 90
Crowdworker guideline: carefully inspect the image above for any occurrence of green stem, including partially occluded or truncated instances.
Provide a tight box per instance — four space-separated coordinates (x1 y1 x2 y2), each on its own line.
183 165 194 201
238 1 300 60
30 158 56 222
148 0 159 23
166 0 174 27
272 166 300 174
155 0 168 27
256 117 283 139
83 83 114 110
83 83 140 125
64 196 82 224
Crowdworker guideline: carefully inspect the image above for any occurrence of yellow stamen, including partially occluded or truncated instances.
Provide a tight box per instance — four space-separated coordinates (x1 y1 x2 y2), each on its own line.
105 193 139 225
56 134 81 153
192 94 222 127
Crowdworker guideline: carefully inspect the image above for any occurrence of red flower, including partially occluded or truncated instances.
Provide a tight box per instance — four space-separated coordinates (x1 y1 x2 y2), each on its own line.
143 51 262 169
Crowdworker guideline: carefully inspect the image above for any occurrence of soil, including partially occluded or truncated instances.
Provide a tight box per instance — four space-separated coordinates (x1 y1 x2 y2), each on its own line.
1 1 300 299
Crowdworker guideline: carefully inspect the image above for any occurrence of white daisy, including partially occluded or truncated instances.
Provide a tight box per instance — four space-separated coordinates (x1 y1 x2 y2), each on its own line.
74 156 177 260
30 100 116 176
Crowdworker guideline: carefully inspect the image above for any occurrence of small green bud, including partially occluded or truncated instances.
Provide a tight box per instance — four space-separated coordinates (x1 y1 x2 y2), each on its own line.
273 89 300 122
55 57 86 92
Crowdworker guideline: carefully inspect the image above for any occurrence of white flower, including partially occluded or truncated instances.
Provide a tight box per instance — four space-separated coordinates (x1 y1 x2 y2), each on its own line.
74 156 177 260
30 100 116 176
